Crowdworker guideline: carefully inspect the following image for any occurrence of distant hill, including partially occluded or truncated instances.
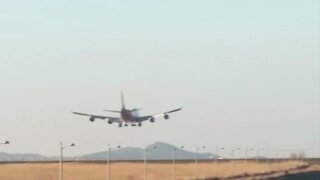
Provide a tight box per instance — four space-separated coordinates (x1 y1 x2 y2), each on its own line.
78 142 217 161
0 152 48 162
0 142 217 162
79 147 144 161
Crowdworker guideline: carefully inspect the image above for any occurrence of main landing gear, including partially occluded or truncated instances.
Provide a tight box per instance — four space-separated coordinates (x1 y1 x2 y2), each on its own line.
118 123 142 128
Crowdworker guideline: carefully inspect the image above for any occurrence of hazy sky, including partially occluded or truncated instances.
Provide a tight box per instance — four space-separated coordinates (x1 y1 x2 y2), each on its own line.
0 0 319 158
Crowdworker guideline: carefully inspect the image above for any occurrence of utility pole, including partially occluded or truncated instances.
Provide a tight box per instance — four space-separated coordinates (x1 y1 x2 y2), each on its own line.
194 146 206 178
59 141 75 180
172 146 184 180
144 145 156 180
107 144 121 180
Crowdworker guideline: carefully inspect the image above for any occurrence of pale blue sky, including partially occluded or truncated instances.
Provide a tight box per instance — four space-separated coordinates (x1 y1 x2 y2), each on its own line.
0 0 319 157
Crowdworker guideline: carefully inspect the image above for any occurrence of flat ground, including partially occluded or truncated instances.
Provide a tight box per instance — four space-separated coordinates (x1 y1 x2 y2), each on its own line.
0 161 309 180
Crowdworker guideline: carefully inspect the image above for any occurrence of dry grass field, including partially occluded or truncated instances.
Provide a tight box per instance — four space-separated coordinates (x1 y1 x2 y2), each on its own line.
0 161 306 180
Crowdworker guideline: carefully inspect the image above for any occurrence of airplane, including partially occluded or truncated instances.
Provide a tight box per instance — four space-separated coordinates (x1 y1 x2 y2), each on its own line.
72 92 182 127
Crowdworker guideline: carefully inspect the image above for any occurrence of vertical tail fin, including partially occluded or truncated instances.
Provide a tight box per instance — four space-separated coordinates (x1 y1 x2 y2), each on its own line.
121 91 125 109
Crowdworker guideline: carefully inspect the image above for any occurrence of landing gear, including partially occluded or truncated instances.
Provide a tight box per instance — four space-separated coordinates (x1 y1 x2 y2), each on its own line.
118 122 141 127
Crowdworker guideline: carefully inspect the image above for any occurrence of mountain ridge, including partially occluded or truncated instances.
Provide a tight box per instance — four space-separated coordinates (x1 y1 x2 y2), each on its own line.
0 142 217 162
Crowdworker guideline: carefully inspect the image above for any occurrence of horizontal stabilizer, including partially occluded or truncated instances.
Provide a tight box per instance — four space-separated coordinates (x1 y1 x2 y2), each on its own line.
102 110 121 113
130 108 142 112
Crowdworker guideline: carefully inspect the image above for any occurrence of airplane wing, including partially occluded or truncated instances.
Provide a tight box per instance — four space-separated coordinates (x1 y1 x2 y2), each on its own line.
72 111 122 123
135 108 182 122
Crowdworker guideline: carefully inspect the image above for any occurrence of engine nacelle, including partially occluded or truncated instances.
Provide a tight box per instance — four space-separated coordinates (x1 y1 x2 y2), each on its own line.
164 114 169 119
150 117 155 123
107 120 113 124
89 116 95 122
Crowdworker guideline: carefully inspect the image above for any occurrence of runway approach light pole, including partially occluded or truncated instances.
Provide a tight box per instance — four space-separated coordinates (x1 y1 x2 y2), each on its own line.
172 146 184 180
244 148 254 164
230 147 241 163
107 144 121 180
256 149 264 163
144 145 157 180
195 146 206 178
214 147 225 177
230 148 240 176
267 149 272 164
59 142 75 180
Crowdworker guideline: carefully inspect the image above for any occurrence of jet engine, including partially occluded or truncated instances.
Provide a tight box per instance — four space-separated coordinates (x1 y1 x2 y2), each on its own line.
107 120 113 124
150 117 155 123
89 116 95 122
164 114 169 119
